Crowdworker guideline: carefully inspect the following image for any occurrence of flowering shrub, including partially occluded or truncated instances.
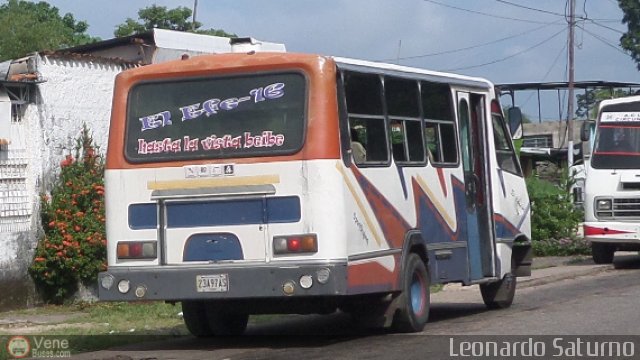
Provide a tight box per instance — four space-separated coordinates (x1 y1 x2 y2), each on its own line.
29 126 107 303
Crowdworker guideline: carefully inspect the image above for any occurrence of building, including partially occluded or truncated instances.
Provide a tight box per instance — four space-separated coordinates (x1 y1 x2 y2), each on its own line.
0 29 285 309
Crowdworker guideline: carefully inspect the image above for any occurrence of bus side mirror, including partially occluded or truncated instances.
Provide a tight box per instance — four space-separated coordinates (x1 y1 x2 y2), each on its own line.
580 120 592 142
508 107 523 140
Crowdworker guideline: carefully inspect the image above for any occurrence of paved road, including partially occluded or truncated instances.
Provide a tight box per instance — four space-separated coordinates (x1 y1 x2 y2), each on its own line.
71 254 640 360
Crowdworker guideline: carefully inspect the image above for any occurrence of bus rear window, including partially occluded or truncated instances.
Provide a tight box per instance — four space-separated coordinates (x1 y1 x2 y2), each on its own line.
125 72 306 162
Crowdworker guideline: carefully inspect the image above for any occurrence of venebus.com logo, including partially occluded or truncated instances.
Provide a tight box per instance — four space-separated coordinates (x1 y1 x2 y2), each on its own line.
6 335 72 359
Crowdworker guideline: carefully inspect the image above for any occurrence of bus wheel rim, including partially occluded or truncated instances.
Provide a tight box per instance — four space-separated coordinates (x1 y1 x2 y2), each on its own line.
410 272 426 316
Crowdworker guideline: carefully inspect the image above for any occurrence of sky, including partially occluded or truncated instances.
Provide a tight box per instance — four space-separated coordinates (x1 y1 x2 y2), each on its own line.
41 0 640 121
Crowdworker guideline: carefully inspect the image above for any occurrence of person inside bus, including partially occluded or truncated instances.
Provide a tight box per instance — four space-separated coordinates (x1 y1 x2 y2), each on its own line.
613 128 633 152
350 127 366 164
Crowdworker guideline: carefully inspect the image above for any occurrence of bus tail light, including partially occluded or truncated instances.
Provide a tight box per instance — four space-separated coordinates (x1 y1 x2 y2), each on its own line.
117 241 157 260
273 234 317 254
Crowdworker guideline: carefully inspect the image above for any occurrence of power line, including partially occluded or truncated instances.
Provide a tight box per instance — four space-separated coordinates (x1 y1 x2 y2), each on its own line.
520 42 568 108
496 0 619 22
586 19 625 35
377 20 564 62
443 27 566 72
495 0 566 17
423 0 560 24
578 24 629 56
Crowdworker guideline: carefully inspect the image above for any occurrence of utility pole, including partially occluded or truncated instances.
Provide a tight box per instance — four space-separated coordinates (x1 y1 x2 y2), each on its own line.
567 0 576 168
192 0 198 31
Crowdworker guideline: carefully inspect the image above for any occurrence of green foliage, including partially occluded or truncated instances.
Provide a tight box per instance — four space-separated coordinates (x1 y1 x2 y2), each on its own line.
0 0 98 61
532 237 590 257
114 5 236 38
29 126 106 304
575 88 633 119
619 0 640 71
526 171 586 256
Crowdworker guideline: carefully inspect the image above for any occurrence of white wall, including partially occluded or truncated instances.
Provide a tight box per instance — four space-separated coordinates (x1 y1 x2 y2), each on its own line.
0 54 129 308
34 55 128 185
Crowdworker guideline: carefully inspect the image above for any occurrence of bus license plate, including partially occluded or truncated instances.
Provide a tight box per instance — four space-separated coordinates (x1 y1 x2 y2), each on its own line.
196 274 229 293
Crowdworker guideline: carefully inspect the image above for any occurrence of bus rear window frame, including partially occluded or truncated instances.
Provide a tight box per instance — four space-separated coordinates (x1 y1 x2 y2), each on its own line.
122 70 309 164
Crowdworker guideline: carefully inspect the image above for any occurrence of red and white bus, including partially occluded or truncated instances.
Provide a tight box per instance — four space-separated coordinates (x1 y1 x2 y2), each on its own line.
583 95 640 263
98 52 531 335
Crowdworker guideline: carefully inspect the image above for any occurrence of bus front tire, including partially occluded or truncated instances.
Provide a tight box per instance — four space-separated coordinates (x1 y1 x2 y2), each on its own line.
592 243 615 264
392 253 430 333
480 273 516 309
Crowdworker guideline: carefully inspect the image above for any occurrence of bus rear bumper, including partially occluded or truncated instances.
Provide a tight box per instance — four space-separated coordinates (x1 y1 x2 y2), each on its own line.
98 263 348 301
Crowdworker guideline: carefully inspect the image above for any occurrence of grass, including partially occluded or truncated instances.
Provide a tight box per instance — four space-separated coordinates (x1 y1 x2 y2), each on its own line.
75 301 186 335
2 301 186 335
0 301 188 359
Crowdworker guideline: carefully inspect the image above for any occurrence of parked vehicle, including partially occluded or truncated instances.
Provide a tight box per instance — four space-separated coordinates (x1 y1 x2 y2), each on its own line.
98 52 531 335
582 95 640 263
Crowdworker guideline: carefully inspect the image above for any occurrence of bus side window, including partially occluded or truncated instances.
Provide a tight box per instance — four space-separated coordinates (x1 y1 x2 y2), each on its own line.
344 72 389 165
421 81 457 165
385 77 424 164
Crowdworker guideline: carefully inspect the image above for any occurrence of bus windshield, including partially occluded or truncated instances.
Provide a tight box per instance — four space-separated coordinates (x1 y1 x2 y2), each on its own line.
124 72 306 163
592 123 640 169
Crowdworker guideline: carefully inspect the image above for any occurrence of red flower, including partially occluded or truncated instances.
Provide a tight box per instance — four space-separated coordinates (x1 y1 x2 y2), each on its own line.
60 155 74 167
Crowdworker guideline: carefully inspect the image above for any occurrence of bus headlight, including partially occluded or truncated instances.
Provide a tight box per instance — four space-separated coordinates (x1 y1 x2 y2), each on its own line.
596 198 614 218
596 199 612 211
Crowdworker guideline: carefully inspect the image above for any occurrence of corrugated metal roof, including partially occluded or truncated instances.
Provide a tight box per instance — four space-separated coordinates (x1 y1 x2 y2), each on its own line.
39 50 141 66
52 29 285 58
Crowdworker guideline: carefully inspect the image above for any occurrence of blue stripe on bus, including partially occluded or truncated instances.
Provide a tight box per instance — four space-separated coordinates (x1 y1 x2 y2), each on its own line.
128 196 301 230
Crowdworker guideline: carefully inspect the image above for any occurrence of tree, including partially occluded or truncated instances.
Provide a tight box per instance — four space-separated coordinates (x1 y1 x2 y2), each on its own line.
114 5 236 38
619 0 640 71
575 88 633 119
0 0 98 61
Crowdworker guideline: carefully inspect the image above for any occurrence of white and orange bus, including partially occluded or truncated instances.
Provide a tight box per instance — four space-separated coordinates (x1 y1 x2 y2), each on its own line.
98 52 531 335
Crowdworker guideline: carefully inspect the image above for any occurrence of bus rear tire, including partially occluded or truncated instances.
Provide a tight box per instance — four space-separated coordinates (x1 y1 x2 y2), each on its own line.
392 253 430 333
480 273 516 309
206 304 249 336
182 301 213 337
592 243 615 264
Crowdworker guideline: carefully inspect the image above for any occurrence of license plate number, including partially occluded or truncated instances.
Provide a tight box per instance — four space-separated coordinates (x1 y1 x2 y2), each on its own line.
196 274 229 293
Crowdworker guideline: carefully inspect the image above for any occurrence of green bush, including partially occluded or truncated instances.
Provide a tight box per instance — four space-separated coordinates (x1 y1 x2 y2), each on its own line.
532 237 590 257
526 171 587 256
29 126 106 303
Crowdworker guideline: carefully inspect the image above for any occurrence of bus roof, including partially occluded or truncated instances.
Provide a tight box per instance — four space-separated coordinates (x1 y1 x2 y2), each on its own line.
333 56 493 90
599 94 640 109
113 52 493 92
